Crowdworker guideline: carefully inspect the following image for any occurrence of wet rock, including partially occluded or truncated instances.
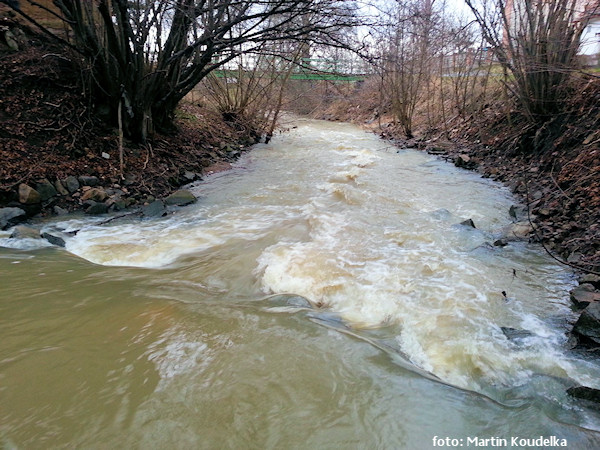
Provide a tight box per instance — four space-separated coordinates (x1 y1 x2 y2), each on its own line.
18 184 41 204
567 386 600 407
570 284 600 309
460 218 476 228
0 207 26 230
9 225 41 240
572 302 600 344
509 205 528 221
64 176 80 193
81 187 108 202
54 179 69 196
35 179 57 201
41 232 66 247
493 239 508 247
142 200 166 218
455 154 476 169
165 189 196 206
501 327 534 341
85 202 108 215
78 175 99 187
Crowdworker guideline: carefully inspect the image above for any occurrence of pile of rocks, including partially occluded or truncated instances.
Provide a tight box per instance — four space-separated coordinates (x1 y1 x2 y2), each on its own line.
0 174 199 231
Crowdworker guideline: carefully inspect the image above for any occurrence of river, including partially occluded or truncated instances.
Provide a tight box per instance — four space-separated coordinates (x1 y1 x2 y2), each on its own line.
1 119 600 448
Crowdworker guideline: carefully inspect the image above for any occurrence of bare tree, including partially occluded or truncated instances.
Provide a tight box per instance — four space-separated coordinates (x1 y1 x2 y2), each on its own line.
464 0 596 122
376 0 441 138
5 0 359 142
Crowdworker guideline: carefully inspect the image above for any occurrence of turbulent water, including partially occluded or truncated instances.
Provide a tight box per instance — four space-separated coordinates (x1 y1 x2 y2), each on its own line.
2 119 600 448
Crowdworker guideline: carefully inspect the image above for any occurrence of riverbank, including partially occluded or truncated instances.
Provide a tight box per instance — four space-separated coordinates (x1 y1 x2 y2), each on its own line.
0 16 257 227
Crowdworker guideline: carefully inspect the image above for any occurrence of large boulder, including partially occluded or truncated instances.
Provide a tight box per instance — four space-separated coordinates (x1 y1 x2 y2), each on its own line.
18 184 41 204
35 179 58 201
165 189 197 206
0 207 26 230
572 302 600 344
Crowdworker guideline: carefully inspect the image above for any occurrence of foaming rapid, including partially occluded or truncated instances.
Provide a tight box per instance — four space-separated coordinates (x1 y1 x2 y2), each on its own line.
50 119 595 393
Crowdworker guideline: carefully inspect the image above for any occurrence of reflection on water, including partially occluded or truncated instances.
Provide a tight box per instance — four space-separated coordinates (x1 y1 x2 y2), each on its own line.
1 119 600 447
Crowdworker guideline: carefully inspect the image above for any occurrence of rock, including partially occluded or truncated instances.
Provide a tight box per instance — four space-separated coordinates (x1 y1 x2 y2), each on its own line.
41 232 66 247
4 29 19 51
53 206 69 216
164 189 196 206
81 187 108 202
78 175 99 187
10 226 41 239
18 184 41 204
572 302 600 344
493 239 508 247
34 179 58 201
460 219 476 228
506 221 534 239
455 154 476 169
501 327 534 341
0 207 26 230
183 171 199 182
509 205 528 221
64 176 80 193
85 202 109 215
142 200 166 218
570 284 600 308
54 180 69 196
581 274 600 288
567 386 600 406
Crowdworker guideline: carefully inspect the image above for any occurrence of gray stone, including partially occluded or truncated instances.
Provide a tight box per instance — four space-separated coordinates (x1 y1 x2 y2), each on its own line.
42 232 66 247
460 219 476 228
0 207 26 230
35 179 58 201
573 302 600 344
81 187 108 202
18 184 41 204
64 176 80 193
85 202 109 215
570 284 600 309
53 206 69 216
164 189 197 206
142 200 166 218
183 171 199 182
78 175 99 187
54 180 69 196
10 226 41 240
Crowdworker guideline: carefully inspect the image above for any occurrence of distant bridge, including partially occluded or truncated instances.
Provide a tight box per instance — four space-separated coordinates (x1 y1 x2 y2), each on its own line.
212 58 370 82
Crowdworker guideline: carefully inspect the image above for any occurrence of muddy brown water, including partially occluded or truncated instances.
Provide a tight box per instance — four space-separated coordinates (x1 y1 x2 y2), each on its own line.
2 119 600 448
